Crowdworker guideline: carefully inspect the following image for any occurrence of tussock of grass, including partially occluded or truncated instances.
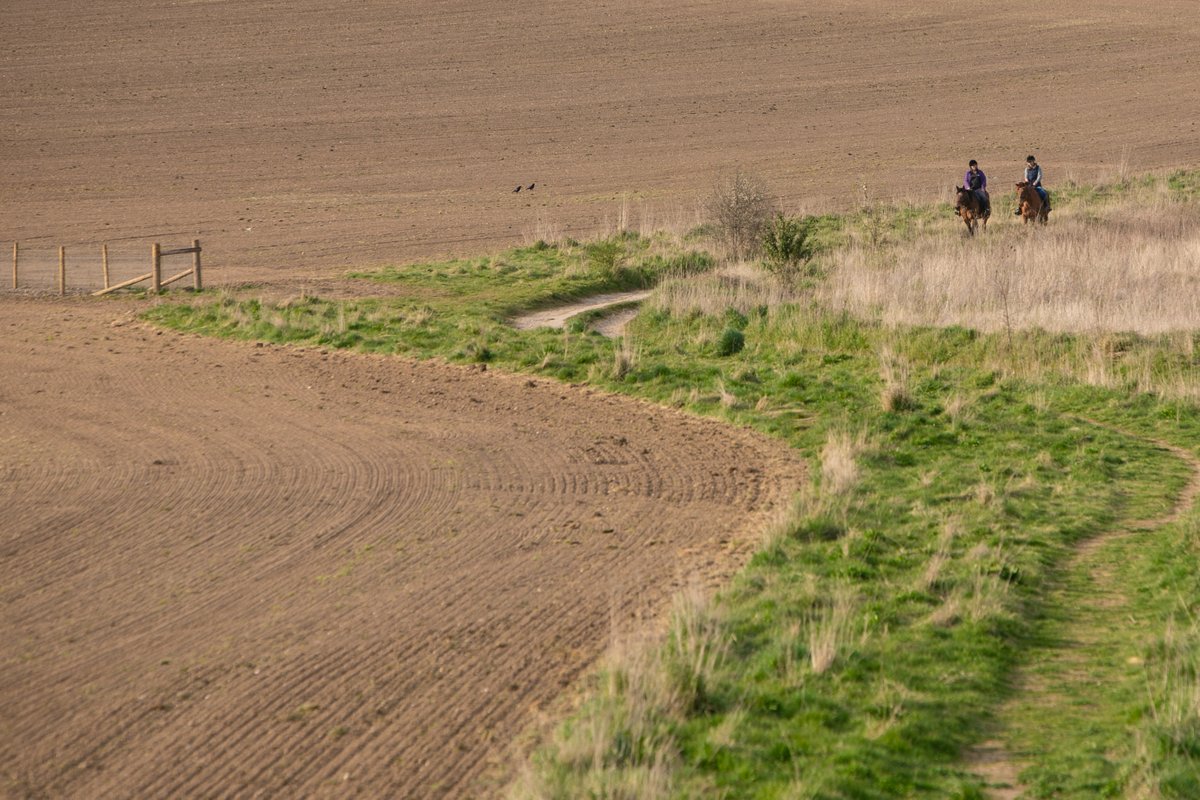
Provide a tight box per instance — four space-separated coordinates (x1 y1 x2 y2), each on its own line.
648 262 796 317
806 583 859 674
878 344 916 413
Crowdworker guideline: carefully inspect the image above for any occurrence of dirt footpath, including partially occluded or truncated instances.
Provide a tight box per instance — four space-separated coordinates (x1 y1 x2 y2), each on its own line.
0 295 801 799
3 0 1199 283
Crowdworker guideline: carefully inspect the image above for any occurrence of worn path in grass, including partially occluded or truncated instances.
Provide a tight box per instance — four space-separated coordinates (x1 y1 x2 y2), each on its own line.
968 419 1200 799
510 290 650 335
0 294 802 799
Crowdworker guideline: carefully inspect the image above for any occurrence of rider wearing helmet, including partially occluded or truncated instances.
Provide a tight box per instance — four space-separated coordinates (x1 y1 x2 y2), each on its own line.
963 159 991 217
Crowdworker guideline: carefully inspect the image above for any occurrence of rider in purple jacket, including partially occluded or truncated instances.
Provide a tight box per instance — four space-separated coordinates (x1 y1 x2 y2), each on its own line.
963 160 991 217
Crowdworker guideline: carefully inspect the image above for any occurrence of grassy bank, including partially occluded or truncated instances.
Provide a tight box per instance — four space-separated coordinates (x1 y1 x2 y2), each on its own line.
145 169 1200 798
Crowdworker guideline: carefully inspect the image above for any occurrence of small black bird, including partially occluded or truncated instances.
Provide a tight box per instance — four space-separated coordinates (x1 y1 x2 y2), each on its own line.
513 185 521 193
527 182 536 191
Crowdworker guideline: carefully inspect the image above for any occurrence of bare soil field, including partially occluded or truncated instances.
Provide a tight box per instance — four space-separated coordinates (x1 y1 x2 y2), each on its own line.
0 295 801 798
3 0 1199 282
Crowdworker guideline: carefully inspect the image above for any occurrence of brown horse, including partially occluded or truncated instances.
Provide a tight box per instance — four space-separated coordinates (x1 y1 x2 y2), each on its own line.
1015 181 1050 225
955 186 989 236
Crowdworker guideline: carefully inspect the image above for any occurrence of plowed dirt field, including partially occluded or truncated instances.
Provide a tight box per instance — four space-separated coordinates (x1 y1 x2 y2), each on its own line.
0 296 801 797
3 0 1198 282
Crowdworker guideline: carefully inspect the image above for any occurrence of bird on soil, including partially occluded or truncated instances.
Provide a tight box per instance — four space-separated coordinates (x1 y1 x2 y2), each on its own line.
513 185 521 193
527 183 536 190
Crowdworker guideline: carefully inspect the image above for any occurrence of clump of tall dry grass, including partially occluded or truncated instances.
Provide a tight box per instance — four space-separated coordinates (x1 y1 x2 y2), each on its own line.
611 335 638 379
648 262 797 317
512 581 730 799
825 197 1200 335
808 583 859 674
919 518 960 593
928 539 1015 628
877 345 916 412
665 583 730 710
820 426 868 497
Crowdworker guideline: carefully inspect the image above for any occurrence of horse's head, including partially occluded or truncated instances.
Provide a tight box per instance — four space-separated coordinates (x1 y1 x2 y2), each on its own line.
1015 181 1029 189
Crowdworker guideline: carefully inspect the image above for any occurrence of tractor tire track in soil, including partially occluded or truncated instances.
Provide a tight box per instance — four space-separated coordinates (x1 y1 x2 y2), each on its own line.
967 418 1200 799
0 295 803 799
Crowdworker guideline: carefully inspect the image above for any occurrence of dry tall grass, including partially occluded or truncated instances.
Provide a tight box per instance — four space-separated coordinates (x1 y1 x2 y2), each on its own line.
665 583 730 710
1144 607 1200 768
919 518 960 593
824 196 1200 336
808 584 858 674
877 344 915 412
820 426 868 497
513 580 730 800
648 262 797 317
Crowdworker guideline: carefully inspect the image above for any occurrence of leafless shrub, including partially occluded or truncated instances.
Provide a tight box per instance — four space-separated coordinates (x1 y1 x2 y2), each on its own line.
707 169 777 260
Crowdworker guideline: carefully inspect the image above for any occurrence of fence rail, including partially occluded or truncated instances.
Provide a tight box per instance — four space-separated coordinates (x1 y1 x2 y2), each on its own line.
8 240 202 295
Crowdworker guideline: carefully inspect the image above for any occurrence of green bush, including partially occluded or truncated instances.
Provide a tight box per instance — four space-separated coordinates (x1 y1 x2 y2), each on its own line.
716 327 745 356
762 213 815 277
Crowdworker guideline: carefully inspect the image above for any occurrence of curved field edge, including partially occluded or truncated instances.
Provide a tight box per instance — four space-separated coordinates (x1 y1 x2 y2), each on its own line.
143 172 1200 798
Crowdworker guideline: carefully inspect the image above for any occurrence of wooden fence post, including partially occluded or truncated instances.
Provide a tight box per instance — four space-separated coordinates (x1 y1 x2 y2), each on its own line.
58 246 66 296
102 243 110 289
192 239 202 291
11 242 16 289
151 242 161 293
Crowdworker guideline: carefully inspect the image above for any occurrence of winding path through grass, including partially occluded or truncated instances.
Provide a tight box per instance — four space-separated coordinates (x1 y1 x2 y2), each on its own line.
510 290 650 333
970 419 1200 798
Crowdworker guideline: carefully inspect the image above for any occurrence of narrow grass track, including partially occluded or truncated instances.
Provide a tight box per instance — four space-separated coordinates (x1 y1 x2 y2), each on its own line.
969 419 1200 798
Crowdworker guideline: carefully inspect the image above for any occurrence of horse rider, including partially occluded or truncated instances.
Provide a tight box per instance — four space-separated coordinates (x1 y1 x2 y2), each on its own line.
1016 154 1050 214
963 159 991 217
